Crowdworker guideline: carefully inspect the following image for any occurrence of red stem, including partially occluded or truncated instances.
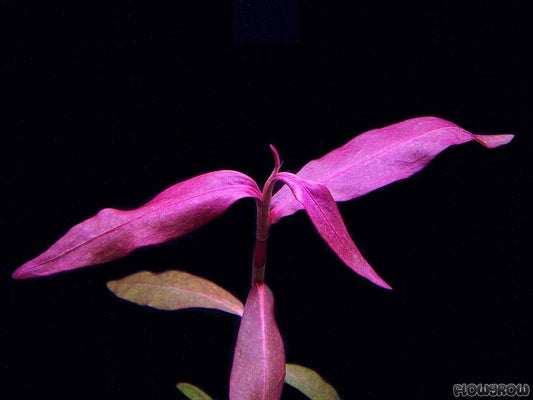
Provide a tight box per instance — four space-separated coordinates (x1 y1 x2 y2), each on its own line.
251 179 274 284
251 146 280 284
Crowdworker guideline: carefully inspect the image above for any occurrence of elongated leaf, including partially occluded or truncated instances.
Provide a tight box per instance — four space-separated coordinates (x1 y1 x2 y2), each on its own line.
177 383 213 400
107 270 244 316
276 172 391 289
285 364 340 400
13 171 261 279
270 116 513 222
230 283 285 400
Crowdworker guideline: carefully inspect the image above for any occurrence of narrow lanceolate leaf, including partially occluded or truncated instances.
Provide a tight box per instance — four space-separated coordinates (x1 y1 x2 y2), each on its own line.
13 171 261 279
230 283 285 400
285 364 341 400
177 383 214 400
276 172 391 289
270 116 513 223
107 270 244 316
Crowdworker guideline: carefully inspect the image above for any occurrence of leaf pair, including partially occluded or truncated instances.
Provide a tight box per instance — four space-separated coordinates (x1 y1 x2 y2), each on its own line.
109 270 339 400
12 117 513 290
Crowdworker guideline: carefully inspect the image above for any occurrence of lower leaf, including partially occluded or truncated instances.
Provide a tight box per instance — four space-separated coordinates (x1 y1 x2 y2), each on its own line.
177 383 214 400
230 283 285 400
285 364 341 400
107 270 244 316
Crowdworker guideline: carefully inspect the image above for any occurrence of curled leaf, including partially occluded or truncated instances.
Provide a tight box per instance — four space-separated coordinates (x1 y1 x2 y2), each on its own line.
107 270 244 316
13 170 261 279
230 283 285 400
270 116 513 222
285 364 340 400
276 172 391 289
177 383 214 400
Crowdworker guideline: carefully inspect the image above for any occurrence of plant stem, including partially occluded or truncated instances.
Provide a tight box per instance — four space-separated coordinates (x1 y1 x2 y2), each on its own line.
251 178 277 284
252 145 281 285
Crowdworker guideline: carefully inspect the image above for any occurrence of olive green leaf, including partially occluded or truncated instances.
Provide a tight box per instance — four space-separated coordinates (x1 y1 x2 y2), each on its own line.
177 382 213 400
285 364 341 400
107 270 244 316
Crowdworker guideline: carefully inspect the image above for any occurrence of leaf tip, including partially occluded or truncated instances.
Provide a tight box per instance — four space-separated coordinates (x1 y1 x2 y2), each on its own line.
474 133 515 148
12 268 25 280
269 144 281 172
361 267 392 290
369 273 393 290
12 263 34 280
106 280 118 292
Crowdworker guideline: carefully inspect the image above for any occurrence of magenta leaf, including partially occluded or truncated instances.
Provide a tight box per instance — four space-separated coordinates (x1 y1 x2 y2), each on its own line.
13 170 261 279
230 283 285 400
275 172 391 289
270 116 513 223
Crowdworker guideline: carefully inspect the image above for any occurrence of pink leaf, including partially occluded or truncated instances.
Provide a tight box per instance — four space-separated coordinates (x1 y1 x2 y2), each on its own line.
275 172 391 289
13 171 261 279
230 283 285 400
270 116 514 223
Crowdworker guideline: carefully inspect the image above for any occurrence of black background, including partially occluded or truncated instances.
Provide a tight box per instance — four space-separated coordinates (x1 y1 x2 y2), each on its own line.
2 1 531 399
